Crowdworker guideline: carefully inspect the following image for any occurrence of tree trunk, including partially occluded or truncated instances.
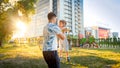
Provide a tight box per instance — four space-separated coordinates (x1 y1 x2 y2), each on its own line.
0 39 2 47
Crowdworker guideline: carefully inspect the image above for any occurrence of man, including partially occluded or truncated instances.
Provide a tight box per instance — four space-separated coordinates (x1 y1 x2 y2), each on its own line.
43 12 65 68
58 20 70 62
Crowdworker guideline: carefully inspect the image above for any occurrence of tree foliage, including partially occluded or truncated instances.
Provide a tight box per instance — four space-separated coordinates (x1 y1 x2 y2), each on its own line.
0 0 13 45
15 0 37 22
0 0 37 46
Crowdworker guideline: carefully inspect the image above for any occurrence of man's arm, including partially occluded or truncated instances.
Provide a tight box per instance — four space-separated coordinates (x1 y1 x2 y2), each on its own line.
52 25 65 40
57 33 65 40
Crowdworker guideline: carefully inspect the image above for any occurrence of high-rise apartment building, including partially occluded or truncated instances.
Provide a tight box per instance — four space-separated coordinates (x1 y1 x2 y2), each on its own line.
30 0 84 37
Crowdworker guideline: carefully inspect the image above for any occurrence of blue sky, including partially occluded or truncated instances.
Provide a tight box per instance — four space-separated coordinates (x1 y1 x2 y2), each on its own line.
84 0 120 37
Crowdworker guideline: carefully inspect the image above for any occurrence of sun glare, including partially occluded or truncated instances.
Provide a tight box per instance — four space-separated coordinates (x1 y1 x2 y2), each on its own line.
16 21 27 32
11 21 27 39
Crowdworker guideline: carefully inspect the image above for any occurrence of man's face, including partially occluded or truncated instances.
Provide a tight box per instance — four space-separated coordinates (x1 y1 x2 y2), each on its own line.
52 17 57 24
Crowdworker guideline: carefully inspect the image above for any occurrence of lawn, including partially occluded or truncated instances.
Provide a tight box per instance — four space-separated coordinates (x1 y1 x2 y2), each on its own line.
0 44 120 68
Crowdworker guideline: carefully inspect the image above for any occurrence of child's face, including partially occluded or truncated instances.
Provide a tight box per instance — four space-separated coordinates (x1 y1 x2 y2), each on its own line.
59 22 65 27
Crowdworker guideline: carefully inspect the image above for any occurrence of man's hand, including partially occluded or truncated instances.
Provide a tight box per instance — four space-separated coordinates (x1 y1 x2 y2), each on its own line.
57 33 65 40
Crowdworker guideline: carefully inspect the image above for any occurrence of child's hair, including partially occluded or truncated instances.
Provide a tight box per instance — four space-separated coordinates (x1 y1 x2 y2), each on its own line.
59 20 67 26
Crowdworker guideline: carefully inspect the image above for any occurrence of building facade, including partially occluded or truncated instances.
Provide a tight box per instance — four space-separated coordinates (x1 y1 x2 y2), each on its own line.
112 32 119 38
85 27 98 39
28 0 84 37
85 26 110 39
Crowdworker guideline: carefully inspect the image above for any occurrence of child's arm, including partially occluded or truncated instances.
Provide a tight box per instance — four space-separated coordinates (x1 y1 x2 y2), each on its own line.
62 27 70 33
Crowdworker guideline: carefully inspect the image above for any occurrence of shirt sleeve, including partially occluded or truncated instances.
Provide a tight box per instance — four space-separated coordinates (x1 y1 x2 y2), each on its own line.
53 25 62 34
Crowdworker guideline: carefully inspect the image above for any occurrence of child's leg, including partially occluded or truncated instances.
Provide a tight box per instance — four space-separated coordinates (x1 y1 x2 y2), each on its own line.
65 41 70 62
66 51 69 58
66 51 70 62
59 41 63 58
59 50 63 57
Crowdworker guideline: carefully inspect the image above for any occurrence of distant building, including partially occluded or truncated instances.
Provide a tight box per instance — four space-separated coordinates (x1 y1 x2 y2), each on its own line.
112 32 119 38
85 27 98 39
98 27 110 39
85 26 110 39
27 0 84 37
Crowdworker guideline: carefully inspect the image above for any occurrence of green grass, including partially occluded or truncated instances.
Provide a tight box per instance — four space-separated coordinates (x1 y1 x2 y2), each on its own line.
0 44 120 68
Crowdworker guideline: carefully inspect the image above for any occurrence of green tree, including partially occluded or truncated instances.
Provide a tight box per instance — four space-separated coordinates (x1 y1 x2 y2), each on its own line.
0 0 37 46
113 37 117 48
88 36 95 44
0 0 13 46
80 38 86 45
118 38 120 47
15 0 37 23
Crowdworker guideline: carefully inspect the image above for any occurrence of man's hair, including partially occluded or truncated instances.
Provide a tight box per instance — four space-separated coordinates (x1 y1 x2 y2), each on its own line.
59 20 67 25
47 12 56 20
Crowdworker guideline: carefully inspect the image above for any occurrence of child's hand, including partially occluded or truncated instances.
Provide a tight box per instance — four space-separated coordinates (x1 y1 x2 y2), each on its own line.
62 27 69 32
